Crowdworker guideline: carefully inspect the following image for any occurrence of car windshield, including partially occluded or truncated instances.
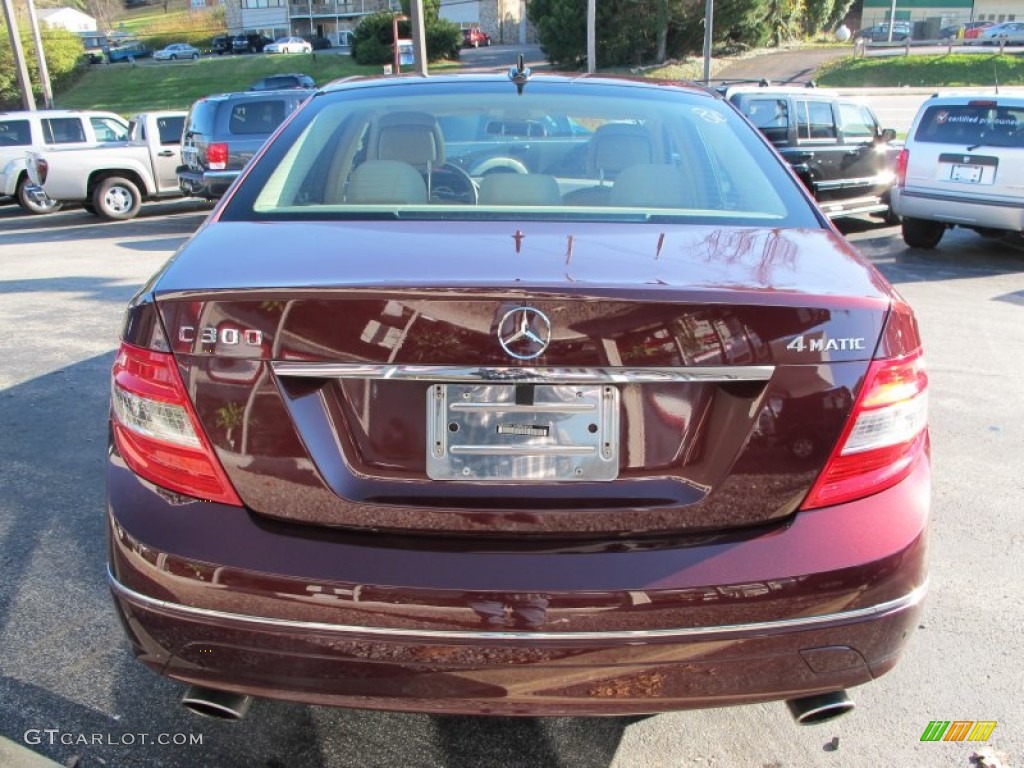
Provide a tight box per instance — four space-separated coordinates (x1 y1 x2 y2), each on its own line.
222 79 820 227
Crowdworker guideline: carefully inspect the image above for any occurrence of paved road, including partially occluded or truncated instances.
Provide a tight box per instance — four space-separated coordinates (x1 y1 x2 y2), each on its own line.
0 198 1020 767
459 43 547 73
714 47 850 84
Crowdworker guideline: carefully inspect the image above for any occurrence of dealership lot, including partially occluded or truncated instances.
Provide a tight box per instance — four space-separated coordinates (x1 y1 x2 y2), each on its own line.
0 202 1020 767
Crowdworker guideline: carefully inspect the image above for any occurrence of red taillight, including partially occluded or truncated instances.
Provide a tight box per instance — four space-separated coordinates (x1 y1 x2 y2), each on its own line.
801 347 928 511
36 158 49 185
207 142 228 170
111 342 242 506
896 148 909 188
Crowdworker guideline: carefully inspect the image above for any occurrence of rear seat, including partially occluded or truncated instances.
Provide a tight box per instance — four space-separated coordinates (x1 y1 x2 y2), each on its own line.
609 164 698 209
478 174 561 206
346 161 427 204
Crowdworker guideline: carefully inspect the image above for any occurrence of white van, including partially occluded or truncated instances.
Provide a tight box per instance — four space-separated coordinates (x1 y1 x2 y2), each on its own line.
892 93 1024 248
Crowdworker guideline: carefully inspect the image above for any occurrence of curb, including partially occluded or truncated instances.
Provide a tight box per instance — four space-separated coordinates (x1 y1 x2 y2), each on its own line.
0 735 63 768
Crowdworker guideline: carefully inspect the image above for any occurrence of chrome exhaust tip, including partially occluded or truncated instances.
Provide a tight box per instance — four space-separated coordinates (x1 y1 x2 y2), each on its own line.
786 691 855 725
181 686 252 721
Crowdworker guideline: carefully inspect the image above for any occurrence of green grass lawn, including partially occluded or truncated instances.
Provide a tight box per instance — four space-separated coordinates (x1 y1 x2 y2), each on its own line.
54 54 384 115
816 53 1024 87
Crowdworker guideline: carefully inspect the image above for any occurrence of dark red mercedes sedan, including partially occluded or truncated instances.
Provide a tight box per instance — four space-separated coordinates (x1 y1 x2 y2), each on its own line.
106 72 929 724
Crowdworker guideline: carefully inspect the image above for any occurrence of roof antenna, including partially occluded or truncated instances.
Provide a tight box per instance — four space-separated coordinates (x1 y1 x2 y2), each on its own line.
509 53 531 95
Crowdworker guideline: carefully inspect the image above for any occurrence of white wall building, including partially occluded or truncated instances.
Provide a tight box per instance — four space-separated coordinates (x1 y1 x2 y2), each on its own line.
38 7 97 33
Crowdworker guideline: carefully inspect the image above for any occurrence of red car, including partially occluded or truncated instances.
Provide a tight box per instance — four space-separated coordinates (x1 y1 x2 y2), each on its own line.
462 27 491 47
107 73 929 724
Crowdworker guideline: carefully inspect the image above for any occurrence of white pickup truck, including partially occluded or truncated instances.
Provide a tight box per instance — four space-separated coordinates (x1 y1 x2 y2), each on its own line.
0 109 130 214
28 111 187 220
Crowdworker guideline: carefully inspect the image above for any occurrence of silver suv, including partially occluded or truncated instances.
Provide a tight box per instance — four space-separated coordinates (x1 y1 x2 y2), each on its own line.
177 90 311 200
0 109 129 214
892 94 1024 249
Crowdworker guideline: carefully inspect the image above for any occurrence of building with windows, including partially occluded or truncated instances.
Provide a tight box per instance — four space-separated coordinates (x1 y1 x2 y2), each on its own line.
224 0 533 49
438 0 533 45
861 0 1018 26
227 0 396 47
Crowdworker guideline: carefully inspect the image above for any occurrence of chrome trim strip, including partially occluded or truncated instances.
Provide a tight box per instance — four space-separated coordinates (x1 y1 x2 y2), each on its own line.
270 363 775 385
108 568 927 644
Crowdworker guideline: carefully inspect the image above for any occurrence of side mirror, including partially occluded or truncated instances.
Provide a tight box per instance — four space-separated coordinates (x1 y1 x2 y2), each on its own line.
879 128 897 143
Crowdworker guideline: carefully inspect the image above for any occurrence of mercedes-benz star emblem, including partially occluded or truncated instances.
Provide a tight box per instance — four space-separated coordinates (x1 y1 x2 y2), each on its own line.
497 307 552 360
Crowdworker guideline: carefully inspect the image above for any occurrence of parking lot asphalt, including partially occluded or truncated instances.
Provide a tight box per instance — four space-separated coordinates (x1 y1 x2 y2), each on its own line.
0 200 1021 767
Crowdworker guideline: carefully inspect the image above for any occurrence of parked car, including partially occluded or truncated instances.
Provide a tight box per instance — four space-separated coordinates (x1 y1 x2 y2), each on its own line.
177 90 312 199
78 31 110 64
154 43 201 61
310 35 332 50
0 109 129 214
892 93 1024 248
211 35 233 55
232 33 272 54
109 73 930 724
725 84 900 221
975 21 1024 45
27 111 187 220
264 36 312 54
939 20 992 40
249 73 315 91
462 27 491 47
107 40 150 62
855 22 912 42
962 21 995 40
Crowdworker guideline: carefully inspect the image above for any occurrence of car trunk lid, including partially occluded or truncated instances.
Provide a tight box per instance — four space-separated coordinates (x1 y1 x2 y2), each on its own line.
152 221 892 535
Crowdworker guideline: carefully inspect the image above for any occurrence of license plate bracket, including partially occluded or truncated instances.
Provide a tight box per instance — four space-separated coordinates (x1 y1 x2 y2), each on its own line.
426 383 619 481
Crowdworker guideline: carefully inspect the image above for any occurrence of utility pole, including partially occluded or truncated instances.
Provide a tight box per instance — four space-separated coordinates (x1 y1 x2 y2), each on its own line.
701 0 713 83
2 0 38 110
409 0 427 75
586 0 594 73
26 0 53 109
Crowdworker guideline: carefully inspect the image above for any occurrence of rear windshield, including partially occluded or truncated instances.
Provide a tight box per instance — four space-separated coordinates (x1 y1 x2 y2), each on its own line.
185 100 218 137
914 103 1024 148
221 80 820 227
228 100 288 135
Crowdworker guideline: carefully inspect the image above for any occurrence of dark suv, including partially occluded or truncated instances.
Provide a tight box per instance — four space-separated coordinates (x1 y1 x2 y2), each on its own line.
232 33 271 54
211 35 232 55
177 90 311 199
725 84 900 221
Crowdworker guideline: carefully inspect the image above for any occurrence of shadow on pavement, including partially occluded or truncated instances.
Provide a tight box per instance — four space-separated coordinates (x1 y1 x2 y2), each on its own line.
0 353 638 768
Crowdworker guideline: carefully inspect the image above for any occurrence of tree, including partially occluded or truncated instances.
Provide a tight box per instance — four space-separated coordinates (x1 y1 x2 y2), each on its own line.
826 0 855 33
350 10 460 66
86 0 120 35
764 0 802 47
804 0 835 36
1 23 83 109
527 0 586 68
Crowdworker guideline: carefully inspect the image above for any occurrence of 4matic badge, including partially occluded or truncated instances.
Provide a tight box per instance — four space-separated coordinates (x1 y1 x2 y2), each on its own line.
786 335 867 353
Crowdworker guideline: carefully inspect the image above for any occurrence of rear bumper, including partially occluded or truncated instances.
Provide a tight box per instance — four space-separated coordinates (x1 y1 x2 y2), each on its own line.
177 169 237 200
893 188 1024 231
107 453 930 716
817 195 891 220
